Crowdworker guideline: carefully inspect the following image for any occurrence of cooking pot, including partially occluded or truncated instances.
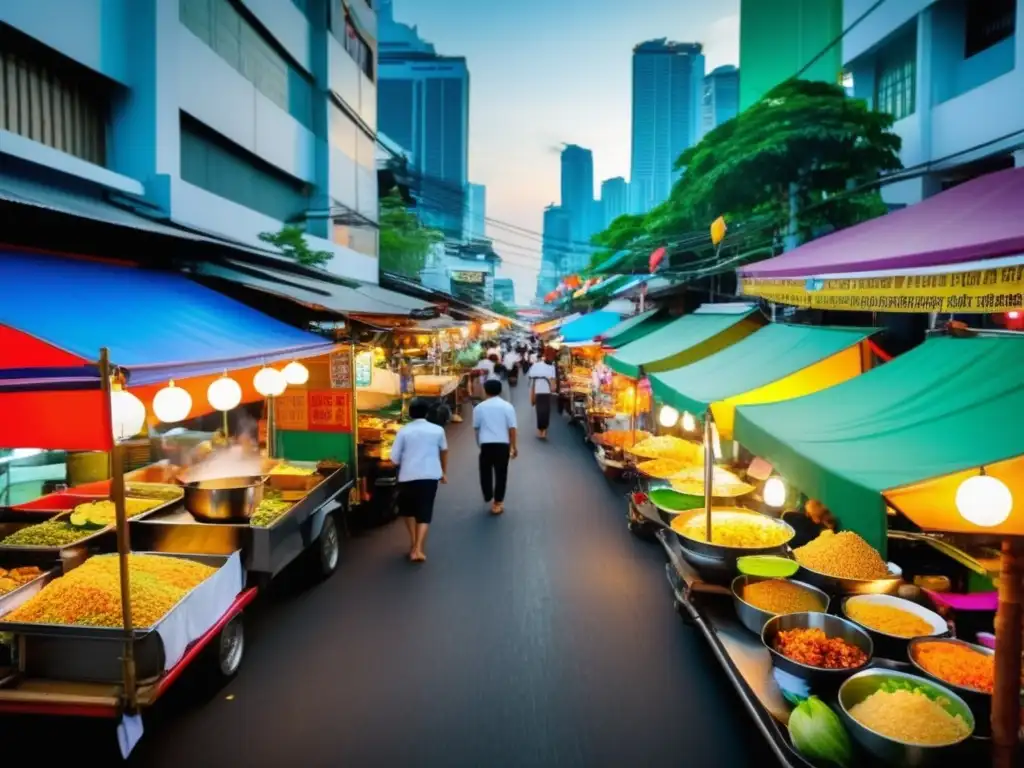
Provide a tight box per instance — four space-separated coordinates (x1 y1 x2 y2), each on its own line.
184 476 262 522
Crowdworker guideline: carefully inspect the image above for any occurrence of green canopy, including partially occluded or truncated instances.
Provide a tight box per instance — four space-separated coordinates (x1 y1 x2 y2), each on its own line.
600 309 662 348
605 306 761 379
649 324 873 418
735 335 1024 553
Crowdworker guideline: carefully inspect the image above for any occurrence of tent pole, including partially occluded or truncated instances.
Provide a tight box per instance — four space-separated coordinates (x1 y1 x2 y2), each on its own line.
703 412 713 540
100 348 138 714
991 536 1022 768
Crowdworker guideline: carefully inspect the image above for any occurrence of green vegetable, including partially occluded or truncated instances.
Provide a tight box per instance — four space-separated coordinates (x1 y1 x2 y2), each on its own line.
648 488 705 512
879 678 942 702
788 696 852 768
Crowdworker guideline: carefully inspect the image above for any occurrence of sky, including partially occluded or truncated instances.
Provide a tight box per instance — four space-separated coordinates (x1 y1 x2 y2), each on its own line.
389 0 740 301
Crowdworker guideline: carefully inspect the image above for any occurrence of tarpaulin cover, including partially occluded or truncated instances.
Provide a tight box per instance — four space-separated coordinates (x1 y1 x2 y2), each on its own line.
558 311 622 344
605 309 761 379
650 325 872 438
533 314 579 336
0 252 334 384
740 167 1024 278
598 309 659 347
735 335 1024 552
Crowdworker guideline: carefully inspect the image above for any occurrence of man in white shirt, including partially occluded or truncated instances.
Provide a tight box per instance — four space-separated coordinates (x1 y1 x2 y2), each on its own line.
527 348 558 439
389 398 448 563
473 378 517 514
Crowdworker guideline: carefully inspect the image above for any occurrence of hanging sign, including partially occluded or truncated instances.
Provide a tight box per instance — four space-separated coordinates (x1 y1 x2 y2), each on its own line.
451 270 485 284
275 390 353 432
740 265 1024 313
329 350 352 389
275 392 310 431
355 350 373 388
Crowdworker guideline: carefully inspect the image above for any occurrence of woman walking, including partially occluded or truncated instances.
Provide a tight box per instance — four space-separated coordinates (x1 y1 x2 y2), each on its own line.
527 348 558 439
389 398 448 563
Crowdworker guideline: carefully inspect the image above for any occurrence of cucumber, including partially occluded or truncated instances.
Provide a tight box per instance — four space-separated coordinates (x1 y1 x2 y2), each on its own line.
69 510 90 528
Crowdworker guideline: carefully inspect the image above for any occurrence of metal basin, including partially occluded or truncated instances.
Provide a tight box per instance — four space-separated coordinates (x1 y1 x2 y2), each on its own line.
184 476 262 523
670 507 795 559
731 575 829 636
795 561 904 597
838 668 975 765
762 611 873 690
841 594 949 661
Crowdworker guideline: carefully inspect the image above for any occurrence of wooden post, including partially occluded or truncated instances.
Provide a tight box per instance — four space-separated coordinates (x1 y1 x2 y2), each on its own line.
99 349 138 714
992 537 1023 768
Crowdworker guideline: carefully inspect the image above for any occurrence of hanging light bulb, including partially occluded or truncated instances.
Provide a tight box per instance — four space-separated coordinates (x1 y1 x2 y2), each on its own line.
763 477 787 508
253 366 287 397
659 405 680 428
110 386 147 441
152 380 192 424
207 374 242 412
955 474 1012 527
282 360 309 386
681 411 697 432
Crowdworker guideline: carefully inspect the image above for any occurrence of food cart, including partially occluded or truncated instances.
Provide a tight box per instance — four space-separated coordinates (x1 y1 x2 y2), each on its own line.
642 330 1023 768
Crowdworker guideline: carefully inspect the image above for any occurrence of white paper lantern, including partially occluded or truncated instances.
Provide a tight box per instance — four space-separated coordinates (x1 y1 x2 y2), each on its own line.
253 366 287 397
152 381 192 424
207 375 242 412
110 388 147 441
681 411 697 432
763 477 787 508
282 360 310 386
955 474 1012 527
658 405 679 428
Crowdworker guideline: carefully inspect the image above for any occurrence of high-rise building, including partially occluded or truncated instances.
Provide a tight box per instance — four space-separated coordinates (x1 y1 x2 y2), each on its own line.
536 204 572 298
600 177 630 229
702 65 740 136
630 40 705 214
739 0 842 112
560 144 596 240
464 183 486 239
493 277 516 305
0 0 380 283
379 2 470 239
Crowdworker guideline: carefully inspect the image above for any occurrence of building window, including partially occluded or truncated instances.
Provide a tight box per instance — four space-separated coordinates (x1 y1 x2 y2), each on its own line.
876 56 915 121
333 221 378 258
330 3 374 80
0 29 109 165
179 0 314 128
965 0 1015 59
180 114 310 222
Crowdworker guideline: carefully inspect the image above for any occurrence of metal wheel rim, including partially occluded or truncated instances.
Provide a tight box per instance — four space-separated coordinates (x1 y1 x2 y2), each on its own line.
219 619 244 676
321 517 340 571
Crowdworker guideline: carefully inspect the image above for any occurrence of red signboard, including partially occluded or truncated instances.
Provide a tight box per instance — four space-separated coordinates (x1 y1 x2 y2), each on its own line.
275 390 353 433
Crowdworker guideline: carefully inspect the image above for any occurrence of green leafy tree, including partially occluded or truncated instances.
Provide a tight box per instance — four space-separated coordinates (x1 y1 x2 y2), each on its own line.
380 190 444 278
587 213 650 271
259 225 333 267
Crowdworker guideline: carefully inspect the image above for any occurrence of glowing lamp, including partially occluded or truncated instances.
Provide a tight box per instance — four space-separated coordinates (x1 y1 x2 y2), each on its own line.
1008 311 1021 320
659 405 680 428
282 360 310 386
110 387 147 441
254 366 287 397
481 321 500 332
763 477 787 508
207 375 242 412
152 381 192 423
955 474 1012 527
681 411 697 432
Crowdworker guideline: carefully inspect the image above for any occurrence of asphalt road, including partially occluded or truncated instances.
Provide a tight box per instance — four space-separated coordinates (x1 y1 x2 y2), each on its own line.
8 381 771 767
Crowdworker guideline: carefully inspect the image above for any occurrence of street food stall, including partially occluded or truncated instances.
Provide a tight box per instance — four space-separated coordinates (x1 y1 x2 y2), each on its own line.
638 330 1023 768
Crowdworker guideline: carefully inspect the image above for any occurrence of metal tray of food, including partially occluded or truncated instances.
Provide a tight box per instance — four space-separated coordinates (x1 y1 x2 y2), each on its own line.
0 566 60 617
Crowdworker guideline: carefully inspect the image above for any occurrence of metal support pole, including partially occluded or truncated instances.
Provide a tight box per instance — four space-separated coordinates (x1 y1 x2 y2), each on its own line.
100 348 138 714
991 536 1023 768
703 412 714 541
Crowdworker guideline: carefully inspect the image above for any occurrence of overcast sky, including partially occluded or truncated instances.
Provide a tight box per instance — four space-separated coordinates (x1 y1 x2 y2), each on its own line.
390 0 740 301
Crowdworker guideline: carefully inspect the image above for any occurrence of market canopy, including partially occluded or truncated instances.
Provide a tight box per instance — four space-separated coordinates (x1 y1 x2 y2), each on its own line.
533 314 579 336
650 324 873 438
739 168 1024 313
558 311 622 344
599 309 670 349
735 334 1024 552
605 304 762 379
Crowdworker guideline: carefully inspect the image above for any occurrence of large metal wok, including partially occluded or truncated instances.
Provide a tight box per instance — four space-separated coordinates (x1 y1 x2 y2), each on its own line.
182 476 263 523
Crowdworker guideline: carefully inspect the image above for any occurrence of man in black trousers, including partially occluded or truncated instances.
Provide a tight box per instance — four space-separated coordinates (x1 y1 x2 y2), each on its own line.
472 378 518 515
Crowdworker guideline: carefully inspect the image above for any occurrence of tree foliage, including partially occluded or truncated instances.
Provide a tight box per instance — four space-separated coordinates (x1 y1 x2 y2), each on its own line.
259 225 334 267
379 190 444 278
587 213 650 271
591 79 903 274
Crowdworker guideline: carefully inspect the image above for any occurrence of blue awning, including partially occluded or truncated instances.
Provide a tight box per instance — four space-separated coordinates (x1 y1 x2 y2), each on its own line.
558 311 623 343
0 251 336 385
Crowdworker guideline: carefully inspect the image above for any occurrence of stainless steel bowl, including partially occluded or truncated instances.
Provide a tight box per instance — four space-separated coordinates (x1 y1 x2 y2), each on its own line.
183 476 262 523
669 507 795 559
838 668 975 766
796 561 904 596
762 612 873 689
731 575 829 636
842 594 949 661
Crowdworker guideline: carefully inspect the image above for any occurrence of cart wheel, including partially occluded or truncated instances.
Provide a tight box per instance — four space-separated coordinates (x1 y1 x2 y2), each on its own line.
198 615 245 686
312 513 340 580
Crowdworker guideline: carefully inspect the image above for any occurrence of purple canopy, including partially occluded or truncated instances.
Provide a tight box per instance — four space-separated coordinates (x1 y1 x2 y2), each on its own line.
741 167 1024 278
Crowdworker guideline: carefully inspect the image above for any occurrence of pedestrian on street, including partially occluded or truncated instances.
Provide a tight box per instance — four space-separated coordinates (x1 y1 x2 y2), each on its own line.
528 348 558 439
390 398 448 563
473 378 517 515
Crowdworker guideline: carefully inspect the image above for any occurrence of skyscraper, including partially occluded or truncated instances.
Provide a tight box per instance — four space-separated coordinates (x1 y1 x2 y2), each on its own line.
378 3 470 239
536 204 572 298
739 0 842 112
464 183 486 239
600 177 630 229
560 144 596 240
630 40 705 214
701 65 740 136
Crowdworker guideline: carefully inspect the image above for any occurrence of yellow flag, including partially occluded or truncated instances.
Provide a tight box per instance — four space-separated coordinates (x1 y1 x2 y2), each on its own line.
710 216 727 246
